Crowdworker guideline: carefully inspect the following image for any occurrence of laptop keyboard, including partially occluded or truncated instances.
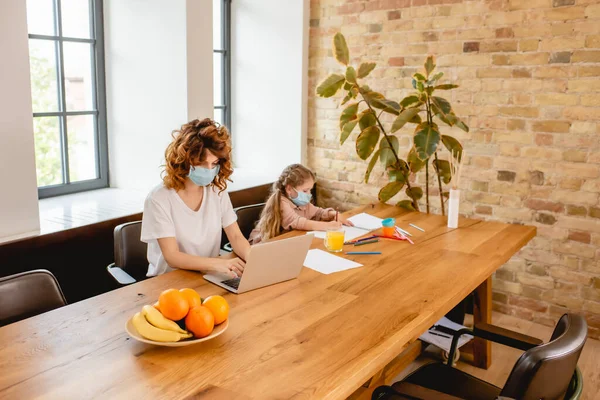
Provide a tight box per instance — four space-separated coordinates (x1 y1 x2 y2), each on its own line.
221 277 241 289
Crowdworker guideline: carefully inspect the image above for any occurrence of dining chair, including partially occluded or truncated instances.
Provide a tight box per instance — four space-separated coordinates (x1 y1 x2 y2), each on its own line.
0 269 67 327
222 203 266 252
106 221 148 285
372 313 587 400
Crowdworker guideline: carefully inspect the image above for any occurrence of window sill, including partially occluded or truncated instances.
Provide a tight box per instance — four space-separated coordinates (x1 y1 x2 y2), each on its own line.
38 188 147 235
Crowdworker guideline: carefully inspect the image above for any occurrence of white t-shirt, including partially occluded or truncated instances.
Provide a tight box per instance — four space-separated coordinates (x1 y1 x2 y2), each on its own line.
140 184 237 276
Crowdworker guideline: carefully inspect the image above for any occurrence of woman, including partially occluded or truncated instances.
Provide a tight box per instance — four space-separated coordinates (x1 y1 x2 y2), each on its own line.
141 118 249 278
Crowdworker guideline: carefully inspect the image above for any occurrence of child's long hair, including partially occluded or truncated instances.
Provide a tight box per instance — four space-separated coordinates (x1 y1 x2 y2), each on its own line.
256 164 316 241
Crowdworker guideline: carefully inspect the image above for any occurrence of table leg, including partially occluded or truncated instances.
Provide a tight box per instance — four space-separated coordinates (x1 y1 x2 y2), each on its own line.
473 276 492 369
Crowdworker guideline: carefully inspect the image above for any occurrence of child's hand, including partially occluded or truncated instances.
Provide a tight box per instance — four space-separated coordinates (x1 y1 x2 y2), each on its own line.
339 215 354 227
326 220 343 230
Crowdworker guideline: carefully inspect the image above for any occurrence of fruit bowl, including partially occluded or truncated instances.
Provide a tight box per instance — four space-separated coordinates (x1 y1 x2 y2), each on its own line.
126 318 228 347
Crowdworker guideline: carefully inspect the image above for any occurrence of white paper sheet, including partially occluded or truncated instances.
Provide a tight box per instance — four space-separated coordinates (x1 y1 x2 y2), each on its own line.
418 316 473 353
347 213 383 230
306 225 372 242
303 249 363 275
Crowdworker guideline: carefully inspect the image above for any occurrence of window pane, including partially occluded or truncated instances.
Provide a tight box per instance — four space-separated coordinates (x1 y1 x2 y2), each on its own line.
213 0 222 49
61 0 91 39
67 115 97 182
214 108 224 126
213 52 223 106
63 42 94 111
33 116 63 186
26 0 56 36
29 39 60 113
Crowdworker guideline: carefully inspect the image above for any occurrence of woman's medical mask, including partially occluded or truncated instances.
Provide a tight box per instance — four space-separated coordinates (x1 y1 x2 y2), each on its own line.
188 165 220 186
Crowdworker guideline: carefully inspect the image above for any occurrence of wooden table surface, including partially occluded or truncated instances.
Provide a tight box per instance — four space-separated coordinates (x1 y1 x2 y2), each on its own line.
0 204 536 400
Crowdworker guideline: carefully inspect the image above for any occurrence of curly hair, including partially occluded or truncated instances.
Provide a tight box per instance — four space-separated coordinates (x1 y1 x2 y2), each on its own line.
255 164 316 241
163 118 233 192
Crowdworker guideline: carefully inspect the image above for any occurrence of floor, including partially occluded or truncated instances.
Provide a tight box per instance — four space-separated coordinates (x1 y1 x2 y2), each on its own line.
395 312 600 400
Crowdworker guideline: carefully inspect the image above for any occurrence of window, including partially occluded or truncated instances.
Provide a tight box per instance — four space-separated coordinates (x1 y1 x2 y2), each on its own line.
26 0 108 198
213 0 231 129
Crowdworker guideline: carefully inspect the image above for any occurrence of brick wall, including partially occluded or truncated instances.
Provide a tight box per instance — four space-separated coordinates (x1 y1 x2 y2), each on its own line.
307 0 600 338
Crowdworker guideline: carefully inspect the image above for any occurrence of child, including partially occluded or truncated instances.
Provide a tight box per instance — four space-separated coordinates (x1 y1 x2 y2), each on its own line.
249 164 353 244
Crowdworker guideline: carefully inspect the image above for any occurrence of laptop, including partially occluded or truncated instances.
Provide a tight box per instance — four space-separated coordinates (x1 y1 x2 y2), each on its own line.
204 233 314 294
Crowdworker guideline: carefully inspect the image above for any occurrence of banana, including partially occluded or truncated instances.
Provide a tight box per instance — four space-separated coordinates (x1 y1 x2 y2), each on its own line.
142 305 188 334
132 312 192 342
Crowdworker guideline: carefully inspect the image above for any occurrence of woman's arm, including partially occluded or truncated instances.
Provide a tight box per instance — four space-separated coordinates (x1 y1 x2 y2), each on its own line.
157 237 244 277
224 222 251 260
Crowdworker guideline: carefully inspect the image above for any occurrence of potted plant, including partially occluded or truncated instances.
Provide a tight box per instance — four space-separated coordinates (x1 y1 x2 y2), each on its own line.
315 33 469 214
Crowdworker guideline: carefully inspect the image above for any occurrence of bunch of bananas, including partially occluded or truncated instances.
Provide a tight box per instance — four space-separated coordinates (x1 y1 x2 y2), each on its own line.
132 305 192 342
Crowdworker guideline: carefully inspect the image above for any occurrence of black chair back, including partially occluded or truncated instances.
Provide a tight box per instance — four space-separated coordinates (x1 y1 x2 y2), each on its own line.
236 203 266 239
113 221 148 281
0 269 67 326
501 313 587 400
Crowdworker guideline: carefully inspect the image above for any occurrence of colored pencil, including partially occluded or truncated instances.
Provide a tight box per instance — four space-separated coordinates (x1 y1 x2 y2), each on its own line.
336 211 338 222
354 239 379 246
395 226 413 237
344 235 377 245
409 223 425 232
346 251 381 255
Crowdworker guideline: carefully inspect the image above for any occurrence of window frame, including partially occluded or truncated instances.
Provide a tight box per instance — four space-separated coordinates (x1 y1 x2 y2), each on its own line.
213 0 231 129
28 0 109 198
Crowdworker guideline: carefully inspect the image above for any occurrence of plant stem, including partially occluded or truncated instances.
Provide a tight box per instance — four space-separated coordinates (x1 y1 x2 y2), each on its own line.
434 152 445 216
361 91 420 212
425 160 430 214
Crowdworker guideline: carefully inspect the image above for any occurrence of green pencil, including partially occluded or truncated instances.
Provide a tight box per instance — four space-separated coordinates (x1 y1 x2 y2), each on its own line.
354 239 379 246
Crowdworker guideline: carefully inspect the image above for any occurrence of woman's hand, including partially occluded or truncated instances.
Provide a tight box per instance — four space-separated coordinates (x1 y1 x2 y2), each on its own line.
212 257 245 278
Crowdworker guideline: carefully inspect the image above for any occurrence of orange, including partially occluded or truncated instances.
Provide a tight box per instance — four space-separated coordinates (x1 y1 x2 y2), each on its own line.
185 306 214 338
179 288 202 309
158 289 189 321
153 301 161 312
203 295 229 325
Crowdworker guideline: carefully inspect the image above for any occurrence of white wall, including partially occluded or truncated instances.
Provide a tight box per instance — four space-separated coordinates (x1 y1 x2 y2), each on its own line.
104 0 202 192
0 0 41 242
231 0 309 176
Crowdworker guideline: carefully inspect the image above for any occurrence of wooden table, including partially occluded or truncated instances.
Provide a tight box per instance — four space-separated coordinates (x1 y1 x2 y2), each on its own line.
0 204 535 400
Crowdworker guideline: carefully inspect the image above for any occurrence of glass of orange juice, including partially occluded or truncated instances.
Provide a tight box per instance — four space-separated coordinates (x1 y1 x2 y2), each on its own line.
324 228 345 253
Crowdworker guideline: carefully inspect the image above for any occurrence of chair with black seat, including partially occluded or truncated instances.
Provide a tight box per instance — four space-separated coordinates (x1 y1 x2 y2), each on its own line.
106 221 148 285
372 313 587 400
0 269 67 327
222 203 266 252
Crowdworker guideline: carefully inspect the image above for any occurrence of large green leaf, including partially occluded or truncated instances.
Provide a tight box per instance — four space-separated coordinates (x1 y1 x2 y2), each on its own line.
414 73 427 81
455 119 470 132
340 120 358 145
357 62 376 78
333 33 349 65
378 181 405 202
387 166 407 183
410 113 422 124
400 95 420 108
441 135 463 159
341 91 353 105
396 200 416 211
316 74 345 98
356 126 380 160
435 84 459 90
424 55 436 77
339 103 359 130
435 111 457 127
359 110 377 131
431 96 452 115
433 158 451 184
429 72 444 83
407 148 425 173
414 122 441 160
391 108 421 133
364 149 380 183
379 136 399 167
346 66 357 84
416 81 425 92
406 186 423 201
362 91 397 114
